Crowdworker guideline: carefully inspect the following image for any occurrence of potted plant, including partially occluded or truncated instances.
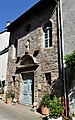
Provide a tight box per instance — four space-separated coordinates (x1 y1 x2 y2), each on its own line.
49 95 64 119
39 94 64 119
40 93 50 115
5 90 13 104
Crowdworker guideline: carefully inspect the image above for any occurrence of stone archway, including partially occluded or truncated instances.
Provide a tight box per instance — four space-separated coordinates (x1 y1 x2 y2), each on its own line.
20 54 35 65
16 54 38 105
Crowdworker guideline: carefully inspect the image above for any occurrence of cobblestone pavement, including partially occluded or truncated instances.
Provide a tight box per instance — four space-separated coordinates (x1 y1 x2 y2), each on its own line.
0 102 44 120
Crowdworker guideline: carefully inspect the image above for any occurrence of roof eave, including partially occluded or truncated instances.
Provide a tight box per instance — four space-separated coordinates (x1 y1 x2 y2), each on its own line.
7 0 58 32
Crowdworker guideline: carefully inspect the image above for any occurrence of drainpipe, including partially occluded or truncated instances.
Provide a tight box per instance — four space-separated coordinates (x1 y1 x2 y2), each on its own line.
56 0 69 119
56 0 64 102
59 0 65 104
59 0 69 118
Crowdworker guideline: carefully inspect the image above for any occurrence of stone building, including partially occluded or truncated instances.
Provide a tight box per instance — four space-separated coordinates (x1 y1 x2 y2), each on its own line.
6 0 60 105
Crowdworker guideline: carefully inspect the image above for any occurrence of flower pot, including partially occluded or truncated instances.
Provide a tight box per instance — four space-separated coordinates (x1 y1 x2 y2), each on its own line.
41 106 49 115
6 98 12 104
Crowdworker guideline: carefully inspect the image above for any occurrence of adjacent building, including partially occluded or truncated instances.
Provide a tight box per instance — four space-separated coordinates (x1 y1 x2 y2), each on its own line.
0 22 10 93
62 0 75 55
62 0 75 114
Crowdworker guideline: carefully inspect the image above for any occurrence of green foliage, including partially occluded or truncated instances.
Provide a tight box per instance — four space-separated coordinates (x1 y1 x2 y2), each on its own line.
40 93 64 118
49 96 64 118
40 93 50 108
5 90 13 98
64 50 75 70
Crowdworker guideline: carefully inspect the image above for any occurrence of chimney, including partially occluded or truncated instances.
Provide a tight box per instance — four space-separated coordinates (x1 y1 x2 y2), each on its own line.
6 21 10 27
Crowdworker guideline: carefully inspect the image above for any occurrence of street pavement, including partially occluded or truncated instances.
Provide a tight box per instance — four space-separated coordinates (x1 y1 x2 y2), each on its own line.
0 102 44 120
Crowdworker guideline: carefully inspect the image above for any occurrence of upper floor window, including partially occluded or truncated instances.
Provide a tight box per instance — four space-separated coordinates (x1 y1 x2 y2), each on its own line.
43 21 52 48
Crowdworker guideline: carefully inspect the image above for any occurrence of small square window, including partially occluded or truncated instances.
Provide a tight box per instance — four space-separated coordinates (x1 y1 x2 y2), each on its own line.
45 72 51 85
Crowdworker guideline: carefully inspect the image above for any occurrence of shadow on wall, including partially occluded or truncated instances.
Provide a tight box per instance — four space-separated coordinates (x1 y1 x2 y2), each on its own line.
67 69 75 97
50 77 62 97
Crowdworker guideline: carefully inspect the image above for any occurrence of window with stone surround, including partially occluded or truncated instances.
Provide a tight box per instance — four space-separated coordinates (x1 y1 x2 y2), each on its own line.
12 76 15 85
45 72 51 85
14 39 18 57
43 21 52 48
12 39 18 59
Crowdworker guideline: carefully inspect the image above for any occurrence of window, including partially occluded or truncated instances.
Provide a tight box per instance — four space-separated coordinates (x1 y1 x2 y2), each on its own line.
12 39 18 59
45 72 51 85
43 21 52 48
12 44 16 59
14 39 18 57
2 80 5 87
12 76 15 85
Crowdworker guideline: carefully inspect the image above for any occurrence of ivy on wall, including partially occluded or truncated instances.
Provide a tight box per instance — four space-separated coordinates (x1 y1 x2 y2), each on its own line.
64 50 75 89
64 50 75 70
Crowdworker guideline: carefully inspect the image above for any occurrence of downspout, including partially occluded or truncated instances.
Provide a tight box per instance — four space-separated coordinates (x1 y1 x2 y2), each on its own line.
56 1 62 86
56 0 69 119
59 0 65 101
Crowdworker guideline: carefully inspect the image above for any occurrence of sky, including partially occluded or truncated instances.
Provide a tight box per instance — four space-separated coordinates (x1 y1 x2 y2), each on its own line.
0 0 40 32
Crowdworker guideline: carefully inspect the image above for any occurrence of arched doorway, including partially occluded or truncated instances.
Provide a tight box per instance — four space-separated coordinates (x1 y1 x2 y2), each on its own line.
17 54 38 105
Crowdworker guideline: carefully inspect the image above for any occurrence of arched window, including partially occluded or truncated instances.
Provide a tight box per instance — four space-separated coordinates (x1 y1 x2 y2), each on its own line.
43 21 52 48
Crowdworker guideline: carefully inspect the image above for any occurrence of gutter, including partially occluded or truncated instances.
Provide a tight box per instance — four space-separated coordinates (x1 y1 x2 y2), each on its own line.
0 46 9 55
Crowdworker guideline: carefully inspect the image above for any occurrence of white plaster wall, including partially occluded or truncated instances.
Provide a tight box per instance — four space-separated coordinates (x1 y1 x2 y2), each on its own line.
0 31 10 81
62 0 75 55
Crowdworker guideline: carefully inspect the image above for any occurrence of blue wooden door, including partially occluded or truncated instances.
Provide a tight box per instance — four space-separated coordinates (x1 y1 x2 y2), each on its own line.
22 73 33 105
